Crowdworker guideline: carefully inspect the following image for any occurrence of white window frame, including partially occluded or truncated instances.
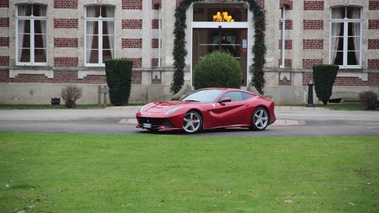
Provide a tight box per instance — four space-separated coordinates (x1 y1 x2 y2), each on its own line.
280 6 287 68
15 4 48 66
84 5 115 67
329 6 363 69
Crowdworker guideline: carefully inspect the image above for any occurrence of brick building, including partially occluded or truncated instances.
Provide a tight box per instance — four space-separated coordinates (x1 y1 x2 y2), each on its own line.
0 0 378 105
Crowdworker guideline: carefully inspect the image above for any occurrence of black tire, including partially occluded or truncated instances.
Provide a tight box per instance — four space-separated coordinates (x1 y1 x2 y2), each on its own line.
182 111 203 133
249 107 269 131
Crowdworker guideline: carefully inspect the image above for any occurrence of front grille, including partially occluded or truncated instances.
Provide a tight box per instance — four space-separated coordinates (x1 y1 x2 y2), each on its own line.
137 117 170 125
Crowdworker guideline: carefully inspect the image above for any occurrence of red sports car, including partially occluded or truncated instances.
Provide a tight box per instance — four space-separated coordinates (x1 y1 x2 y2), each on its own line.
136 88 276 133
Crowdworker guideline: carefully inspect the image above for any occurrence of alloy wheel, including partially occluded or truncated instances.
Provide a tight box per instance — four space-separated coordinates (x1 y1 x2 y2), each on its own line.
182 111 202 133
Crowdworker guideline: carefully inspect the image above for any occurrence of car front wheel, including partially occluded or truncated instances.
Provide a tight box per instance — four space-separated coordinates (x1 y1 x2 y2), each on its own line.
182 111 202 133
250 107 269 131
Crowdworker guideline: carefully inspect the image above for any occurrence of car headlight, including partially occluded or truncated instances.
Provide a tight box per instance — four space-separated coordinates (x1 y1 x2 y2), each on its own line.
165 106 183 115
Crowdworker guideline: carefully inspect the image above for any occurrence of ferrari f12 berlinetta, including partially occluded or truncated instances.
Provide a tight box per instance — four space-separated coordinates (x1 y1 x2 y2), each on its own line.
136 88 276 133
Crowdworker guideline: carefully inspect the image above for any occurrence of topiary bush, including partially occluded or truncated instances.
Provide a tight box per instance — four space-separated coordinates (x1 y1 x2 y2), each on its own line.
105 59 133 106
193 51 242 89
359 91 377 110
61 85 82 108
312 64 339 105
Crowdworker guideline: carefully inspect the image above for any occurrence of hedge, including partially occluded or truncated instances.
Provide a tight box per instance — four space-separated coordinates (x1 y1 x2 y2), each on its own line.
312 64 339 105
105 59 133 106
193 51 242 89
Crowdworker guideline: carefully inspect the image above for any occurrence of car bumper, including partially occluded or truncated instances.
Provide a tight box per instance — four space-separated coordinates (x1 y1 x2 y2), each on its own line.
136 117 179 130
136 112 184 131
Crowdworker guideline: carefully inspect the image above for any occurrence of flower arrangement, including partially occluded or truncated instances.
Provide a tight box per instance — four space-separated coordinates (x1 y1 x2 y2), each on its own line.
213 11 234 22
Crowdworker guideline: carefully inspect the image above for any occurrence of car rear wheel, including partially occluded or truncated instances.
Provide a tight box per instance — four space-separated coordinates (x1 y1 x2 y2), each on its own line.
250 107 269 131
182 111 202 133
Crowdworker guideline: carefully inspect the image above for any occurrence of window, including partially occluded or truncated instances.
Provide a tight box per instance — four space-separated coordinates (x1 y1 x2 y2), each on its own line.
330 6 362 68
280 5 289 68
241 92 253 100
85 5 115 66
16 4 47 65
193 3 248 22
181 90 223 103
221 92 243 102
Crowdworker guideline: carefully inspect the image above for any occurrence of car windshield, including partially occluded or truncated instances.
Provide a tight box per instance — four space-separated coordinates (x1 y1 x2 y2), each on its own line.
181 90 223 103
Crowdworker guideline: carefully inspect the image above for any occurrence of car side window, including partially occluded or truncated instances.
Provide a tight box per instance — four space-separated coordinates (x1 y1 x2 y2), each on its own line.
241 92 253 100
221 92 243 102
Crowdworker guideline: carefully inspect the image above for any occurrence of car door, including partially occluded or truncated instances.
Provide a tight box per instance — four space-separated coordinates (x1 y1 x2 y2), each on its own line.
206 91 249 127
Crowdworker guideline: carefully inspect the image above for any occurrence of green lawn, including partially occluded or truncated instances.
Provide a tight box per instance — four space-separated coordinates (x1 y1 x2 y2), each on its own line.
0 132 378 212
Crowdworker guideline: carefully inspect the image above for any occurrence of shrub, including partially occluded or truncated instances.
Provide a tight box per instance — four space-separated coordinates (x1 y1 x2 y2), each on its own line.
193 51 242 89
312 64 339 105
359 91 377 110
61 85 82 108
105 59 133 106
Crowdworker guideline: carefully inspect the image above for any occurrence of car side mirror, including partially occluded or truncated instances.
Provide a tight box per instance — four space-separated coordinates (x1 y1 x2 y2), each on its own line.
220 97 232 103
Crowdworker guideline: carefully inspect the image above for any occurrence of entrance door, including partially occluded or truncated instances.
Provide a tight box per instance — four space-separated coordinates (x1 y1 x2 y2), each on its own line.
192 28 248 86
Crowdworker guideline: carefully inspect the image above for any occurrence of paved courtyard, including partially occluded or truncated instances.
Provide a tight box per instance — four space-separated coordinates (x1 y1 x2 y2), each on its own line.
0 106 378 136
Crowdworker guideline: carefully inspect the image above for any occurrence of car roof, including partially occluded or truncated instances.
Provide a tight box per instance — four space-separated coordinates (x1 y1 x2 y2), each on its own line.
200 87 236 91
199 87 250 92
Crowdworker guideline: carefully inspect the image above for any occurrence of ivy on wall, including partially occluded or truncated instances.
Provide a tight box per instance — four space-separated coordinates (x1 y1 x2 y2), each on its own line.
171 0 267 94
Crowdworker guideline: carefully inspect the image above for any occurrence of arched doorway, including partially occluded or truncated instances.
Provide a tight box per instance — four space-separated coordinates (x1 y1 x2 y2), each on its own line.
191 3 249 86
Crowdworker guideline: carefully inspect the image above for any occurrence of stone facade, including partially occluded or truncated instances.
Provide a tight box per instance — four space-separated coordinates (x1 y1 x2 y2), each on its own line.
0 0 378 105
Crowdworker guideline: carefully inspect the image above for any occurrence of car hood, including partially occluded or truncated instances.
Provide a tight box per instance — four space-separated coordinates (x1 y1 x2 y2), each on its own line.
142 101 200 113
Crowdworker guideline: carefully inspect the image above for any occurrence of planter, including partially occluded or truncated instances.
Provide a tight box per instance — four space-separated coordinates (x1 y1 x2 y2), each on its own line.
51 97 60 105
